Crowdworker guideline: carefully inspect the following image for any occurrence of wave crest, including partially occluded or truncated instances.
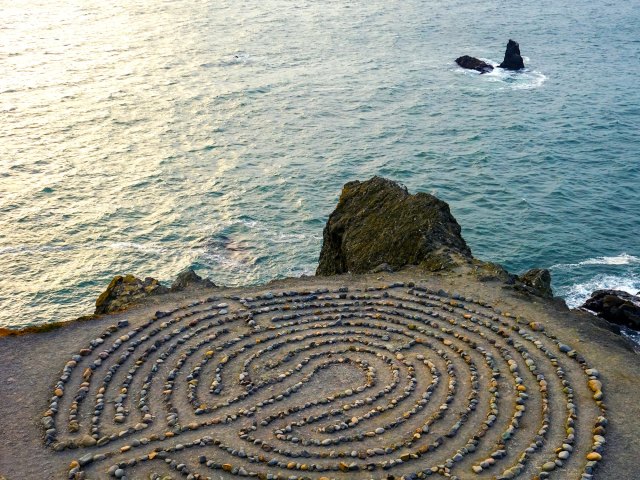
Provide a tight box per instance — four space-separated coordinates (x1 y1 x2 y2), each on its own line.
557 273 640 309
551 253 640 270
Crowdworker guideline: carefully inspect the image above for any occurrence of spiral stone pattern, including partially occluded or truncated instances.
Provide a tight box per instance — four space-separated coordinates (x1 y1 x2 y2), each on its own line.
43 283 607 479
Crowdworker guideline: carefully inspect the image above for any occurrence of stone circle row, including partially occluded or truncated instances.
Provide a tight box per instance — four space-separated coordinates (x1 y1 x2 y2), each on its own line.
44 284 606 480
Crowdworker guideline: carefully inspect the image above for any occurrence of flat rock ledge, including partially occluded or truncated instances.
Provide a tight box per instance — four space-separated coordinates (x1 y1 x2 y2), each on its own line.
0 266 638 480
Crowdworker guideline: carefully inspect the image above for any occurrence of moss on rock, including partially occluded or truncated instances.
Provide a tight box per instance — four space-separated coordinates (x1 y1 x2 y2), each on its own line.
316 177 472 275
95 275 169 315
517 268 553 298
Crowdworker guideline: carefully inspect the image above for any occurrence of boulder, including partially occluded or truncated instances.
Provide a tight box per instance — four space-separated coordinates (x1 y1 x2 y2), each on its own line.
499 39 525 70
472 260 516 283
95 274 169 315
517 268 553 298
455 55 494 74
581 290 640 331
316 177 471 276
171 268 216 291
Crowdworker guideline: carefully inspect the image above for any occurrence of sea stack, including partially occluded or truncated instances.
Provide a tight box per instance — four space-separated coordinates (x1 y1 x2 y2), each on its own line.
499 39 525 70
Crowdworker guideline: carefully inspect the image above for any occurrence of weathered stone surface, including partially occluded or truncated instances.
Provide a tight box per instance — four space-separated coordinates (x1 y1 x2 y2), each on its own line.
455 55 494 74
471 260 515 283
499 39 525 70
171 268 216 291
95 274 169 315
316 177 471 275
581 290 640 331
517 268 553 298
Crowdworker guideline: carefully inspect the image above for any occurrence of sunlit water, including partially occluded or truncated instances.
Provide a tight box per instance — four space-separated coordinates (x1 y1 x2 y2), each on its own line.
1 0 639 330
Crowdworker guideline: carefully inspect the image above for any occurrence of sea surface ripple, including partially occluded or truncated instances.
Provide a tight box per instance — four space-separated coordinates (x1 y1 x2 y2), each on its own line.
1 0 639 329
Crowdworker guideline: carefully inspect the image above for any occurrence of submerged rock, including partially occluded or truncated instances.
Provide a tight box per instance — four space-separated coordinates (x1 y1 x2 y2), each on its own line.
517 268 553 298
95 274 169 315
316 176 471 276
499 39 525 70
455 55 494 74
171 268 216 291
581 290 640 331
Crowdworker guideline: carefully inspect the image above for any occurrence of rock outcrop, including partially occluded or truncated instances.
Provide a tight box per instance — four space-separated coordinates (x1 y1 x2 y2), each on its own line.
455 55 494 74
517 268 553 298
95 274 169 315
316 177 472 276
171 268 216 291
581 290 640 331
499 39 525 70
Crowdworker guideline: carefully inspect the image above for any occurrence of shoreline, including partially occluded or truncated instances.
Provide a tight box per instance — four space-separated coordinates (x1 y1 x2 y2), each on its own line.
2 268 637 352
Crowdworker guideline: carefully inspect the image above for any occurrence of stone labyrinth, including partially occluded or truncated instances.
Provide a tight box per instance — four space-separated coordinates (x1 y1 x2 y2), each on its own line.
44 284 607 480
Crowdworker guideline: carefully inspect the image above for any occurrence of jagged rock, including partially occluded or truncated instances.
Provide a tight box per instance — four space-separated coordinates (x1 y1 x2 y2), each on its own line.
499 39 525 70
472 260 515 283
171 268 216 291
95 274 169 315
581 290 640 331
455 55 494 74
517 268 553 298
316 177 472 276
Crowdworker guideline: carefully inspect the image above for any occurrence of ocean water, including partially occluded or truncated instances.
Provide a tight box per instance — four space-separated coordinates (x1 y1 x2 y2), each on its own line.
1 0 639 330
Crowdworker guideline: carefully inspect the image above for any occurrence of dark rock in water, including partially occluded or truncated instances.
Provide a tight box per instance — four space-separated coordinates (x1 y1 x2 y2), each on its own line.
455 55 494 74
499 39 525 70
316 176 472 276
517 268 553 298
581 290 640 331
171 268 216 291
95 274 169 315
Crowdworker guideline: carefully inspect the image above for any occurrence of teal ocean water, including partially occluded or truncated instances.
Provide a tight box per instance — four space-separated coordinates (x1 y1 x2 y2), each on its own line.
1 0 639 330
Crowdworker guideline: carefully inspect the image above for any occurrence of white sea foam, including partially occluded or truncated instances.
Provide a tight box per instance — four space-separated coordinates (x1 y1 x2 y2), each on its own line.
109 242 168 254
551 253 640 270
0 244 74 255
559 273 640 308
455 58 548 90
619 326 640 352
485 64 547 90
0 245 27 255
511 71 547 90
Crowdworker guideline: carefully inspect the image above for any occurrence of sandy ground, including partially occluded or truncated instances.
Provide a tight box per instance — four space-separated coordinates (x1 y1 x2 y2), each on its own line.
0 267 638 480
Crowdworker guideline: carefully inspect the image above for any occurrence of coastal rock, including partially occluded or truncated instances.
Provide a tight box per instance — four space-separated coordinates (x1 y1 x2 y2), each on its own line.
171 268 216 291
95 274 169 315
581 290 640 331
472 260 516 283
455 55 494 74
499 39 525 70
316 177 471 276
517 268 553 298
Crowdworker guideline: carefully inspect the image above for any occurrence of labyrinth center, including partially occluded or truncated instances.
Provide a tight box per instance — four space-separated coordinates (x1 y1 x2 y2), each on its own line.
48 283 607 480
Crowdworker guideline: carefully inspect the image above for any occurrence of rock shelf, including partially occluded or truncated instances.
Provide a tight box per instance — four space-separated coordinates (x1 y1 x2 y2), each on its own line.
39 283 608 479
